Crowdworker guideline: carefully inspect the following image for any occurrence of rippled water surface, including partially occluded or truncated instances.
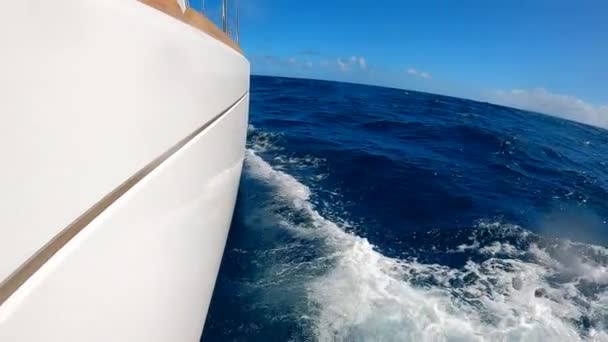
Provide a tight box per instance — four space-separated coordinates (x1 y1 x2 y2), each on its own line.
202 76 608 341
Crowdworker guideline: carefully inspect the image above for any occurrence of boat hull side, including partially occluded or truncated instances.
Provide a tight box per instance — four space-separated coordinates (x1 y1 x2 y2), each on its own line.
0 95 249 342
0 0 249 282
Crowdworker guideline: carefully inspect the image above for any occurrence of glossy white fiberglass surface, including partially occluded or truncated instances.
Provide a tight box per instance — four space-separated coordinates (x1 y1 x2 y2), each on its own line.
0 0 248 281
0 95 249 341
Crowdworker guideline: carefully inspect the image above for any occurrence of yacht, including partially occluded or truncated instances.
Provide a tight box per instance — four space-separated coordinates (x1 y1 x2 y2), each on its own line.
0 0 249 340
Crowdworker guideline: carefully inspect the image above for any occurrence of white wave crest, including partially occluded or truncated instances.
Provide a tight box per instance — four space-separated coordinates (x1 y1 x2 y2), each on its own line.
244 149 608 342
247 128 283 153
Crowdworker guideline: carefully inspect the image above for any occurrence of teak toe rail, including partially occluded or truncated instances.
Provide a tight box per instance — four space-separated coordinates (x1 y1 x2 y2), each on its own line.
139 0 242 54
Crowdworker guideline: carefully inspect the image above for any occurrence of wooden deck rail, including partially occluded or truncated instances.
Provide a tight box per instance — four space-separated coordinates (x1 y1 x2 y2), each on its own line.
139 0 242 54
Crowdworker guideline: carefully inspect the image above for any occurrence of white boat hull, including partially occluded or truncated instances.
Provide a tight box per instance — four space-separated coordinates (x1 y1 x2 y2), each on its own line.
0 0 249 340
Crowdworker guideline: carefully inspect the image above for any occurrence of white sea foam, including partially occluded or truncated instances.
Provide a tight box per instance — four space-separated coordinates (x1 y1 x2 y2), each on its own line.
246 150 311 202
248 128 284 153
244 147 608 342
479 241 521 256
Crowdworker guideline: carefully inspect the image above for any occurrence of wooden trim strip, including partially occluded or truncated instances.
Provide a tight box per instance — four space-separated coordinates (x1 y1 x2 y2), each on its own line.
138 0 243 55
182 8 243 54
0 93 247 306
138 0 183 19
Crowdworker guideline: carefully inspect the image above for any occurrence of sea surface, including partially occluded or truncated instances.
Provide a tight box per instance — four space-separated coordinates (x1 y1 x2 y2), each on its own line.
202 76 608 341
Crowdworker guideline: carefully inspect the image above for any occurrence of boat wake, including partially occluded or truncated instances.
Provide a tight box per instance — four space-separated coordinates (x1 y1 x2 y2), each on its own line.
237 128 608 342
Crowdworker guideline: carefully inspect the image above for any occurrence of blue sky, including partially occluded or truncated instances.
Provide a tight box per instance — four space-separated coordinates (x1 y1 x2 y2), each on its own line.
197 0 608 127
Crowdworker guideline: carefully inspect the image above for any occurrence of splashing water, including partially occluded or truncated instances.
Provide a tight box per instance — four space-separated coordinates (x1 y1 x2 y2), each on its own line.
241 146 608 342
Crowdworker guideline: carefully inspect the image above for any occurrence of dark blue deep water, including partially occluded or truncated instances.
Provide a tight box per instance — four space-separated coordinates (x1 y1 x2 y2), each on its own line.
203 76 608 341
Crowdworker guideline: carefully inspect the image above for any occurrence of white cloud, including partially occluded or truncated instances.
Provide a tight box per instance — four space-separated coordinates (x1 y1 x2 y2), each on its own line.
407 67 431 79
336 56 367 72
254 53 367 74
488 88 608 128
337 58 350 71
358 57 367 70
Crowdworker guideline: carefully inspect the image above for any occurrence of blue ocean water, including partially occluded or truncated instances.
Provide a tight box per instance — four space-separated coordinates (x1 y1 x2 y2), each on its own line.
202 76 608 341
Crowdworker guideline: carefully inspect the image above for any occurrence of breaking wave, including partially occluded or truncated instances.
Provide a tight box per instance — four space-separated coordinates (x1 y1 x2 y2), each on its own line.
243 139 608 341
